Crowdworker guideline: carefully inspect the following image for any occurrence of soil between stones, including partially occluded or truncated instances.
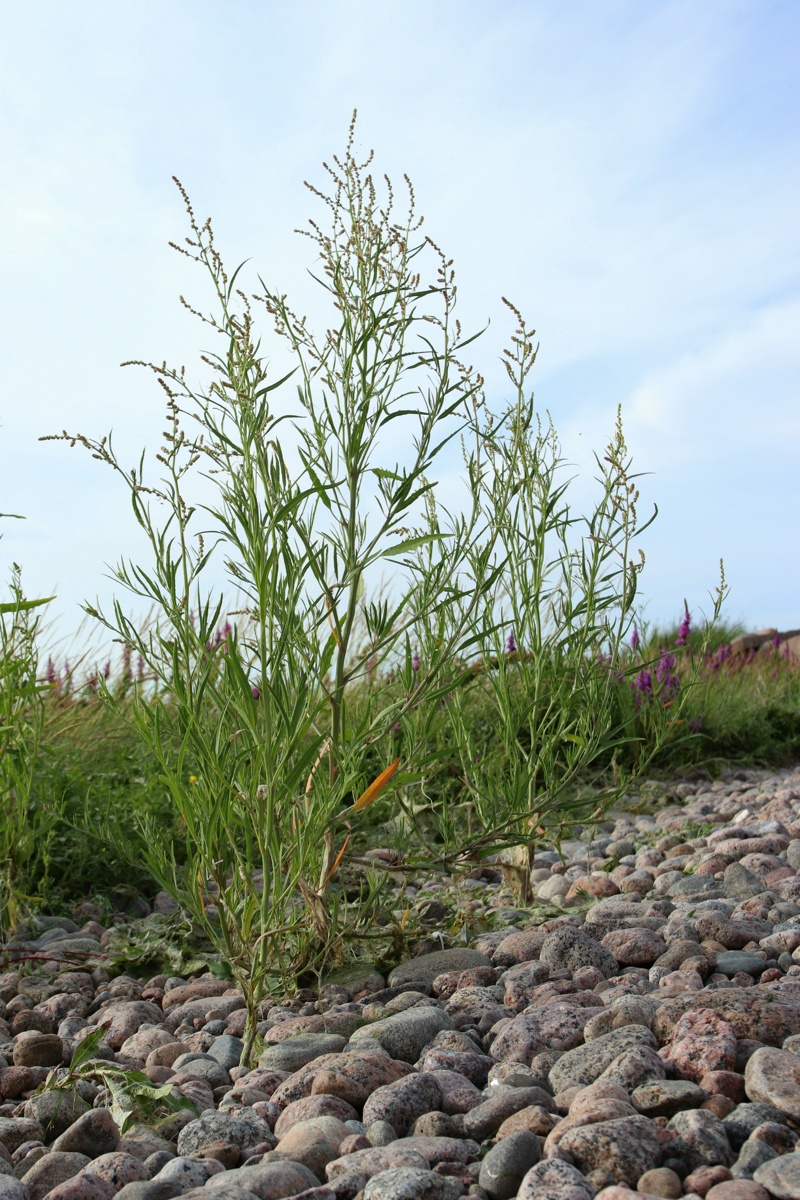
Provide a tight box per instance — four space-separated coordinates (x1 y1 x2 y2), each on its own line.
2 764 800 1200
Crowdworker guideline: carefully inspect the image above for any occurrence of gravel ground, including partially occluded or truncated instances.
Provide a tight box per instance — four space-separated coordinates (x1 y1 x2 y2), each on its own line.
3 764 800 1200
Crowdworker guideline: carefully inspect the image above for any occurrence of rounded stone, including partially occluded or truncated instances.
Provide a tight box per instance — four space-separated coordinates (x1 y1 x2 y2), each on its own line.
51 1110 120 1157
539 928 618 979
517 1158 596 1200
478 1130 542 1200
24 1091 91 1140
752 1151 800 1198
12 1035 65 1069
362 1166 462 1200
637 1166 683 1198
19 1153 90 1200
744 1046 800 1119
362 1074 442 1137
387 949 492 987
348 1007 453 1063
177 1112 272 1155
257 1034 347 1073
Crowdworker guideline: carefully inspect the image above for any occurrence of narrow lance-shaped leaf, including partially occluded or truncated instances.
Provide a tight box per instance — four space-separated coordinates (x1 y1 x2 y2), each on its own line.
347 757 401 815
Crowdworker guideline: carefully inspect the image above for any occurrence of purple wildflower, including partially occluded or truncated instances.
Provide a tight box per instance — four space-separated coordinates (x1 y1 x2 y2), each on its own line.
411 651 421 672
102 661 111 680
122 644 132 679
675 606 691 647
688 715 703 733
44 657 57 685
391 721 401 732
137 654 145 681
506 632 517 655
773 634 782 649
252 685 260 700
630 627 641 652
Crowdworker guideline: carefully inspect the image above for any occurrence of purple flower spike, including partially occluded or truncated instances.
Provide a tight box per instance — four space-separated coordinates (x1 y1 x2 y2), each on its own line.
252 685 260 700
506 632 517 655
411 651 421 672
630 627 641 652
675 606 691 647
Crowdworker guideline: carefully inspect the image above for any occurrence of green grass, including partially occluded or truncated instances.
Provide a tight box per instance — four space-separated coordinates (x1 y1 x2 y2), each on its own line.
15 614 798 919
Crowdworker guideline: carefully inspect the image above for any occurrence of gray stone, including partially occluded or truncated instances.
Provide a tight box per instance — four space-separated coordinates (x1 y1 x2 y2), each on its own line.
114 1183 180 1200
667 1108 734 1170
362 1167 462 1199
51 1109 120 1157
151 1157 224 1193
539 928 618 979
387 949 492 987
478 1131 542 1199
753 1151 800 1199
463 1088 554 1141
715 951 767 978
733 1137 779 1179
548 1024 656 1093
24 1091 90 1140
723 863 768 900
205 1160 321 1199
20 1153 90 1200
366 1121 397 1147
517 1158 596 1200
558 1114 661 1189
207 1036 245 1073
723 1102 789 1150
349 1007 453 1063
177 1111 272 1155
362 1074 441 1137
0 1121 45 1155
0 1180 29 1200
632 1079 707 1116
258 1035 347 1073
325 1144 430 1192
745 1046 800 1118
170 1055 230 1090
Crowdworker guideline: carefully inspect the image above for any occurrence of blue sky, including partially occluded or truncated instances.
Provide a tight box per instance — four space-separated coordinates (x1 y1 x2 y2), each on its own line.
2 0 798 659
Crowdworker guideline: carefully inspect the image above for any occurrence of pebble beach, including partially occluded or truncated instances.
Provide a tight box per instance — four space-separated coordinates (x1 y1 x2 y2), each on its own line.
3 765 800 1200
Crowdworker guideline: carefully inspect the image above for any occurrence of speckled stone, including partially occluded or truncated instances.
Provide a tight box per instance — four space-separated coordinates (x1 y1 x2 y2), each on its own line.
752 1151 800 1197
667 1108 734 1170
549 1024 656 1093
479 1131 542 1199
51 1110 120 1157
745 1047 800 1120
490 1005 596 1063
539 928 618 979
20 1153 91 1200
517 1158 597 1200
362 1073 442 1137
557 1114 661 1189
349 1007 453 1063
387 949 492 986
362 1167 463 1199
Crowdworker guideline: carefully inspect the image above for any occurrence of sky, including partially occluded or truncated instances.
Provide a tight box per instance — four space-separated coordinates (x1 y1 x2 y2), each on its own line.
1 0 798 664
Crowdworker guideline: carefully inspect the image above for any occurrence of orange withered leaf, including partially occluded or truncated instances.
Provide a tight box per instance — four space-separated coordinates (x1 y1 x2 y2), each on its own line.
349 757 401 814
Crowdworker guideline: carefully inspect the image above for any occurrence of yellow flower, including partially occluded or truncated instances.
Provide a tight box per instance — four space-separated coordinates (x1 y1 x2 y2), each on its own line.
189 775 198 784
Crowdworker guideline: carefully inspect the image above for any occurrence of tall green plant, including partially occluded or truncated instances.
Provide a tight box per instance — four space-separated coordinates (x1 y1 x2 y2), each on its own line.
0 540 57 935
46 118 720 1056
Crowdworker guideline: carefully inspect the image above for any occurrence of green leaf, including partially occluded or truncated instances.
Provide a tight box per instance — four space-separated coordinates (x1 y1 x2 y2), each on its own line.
382 533 450 558
0 596 55 614
67 1027 107 1075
